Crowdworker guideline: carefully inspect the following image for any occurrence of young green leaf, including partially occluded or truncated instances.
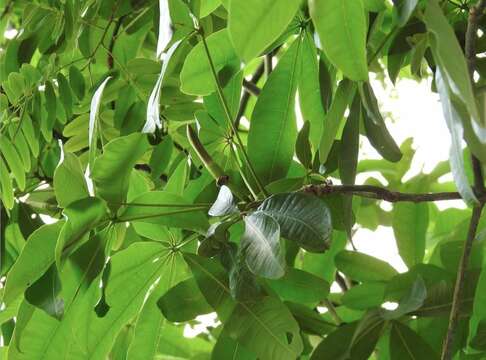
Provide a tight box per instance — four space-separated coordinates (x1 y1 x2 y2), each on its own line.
309 0 368 81
248 37 302 185
0 134 26 190
393 0 419 27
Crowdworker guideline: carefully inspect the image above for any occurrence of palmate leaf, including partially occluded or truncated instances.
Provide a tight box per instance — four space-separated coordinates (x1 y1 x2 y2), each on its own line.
185 254 304 360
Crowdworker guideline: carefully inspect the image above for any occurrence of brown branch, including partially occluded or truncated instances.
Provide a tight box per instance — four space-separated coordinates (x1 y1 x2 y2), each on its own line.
235 62 265 128
302 184 485 203
242 79 261 96
441 206 484 360
441 1 486 359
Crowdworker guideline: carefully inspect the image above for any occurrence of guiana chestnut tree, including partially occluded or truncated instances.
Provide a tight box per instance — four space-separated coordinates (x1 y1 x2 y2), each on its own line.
1 0 486 358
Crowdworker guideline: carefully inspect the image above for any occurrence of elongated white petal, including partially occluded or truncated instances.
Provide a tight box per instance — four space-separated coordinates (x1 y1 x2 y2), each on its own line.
142 41 181 134
89 76 111 147
57 139 64 167
157 0 172 59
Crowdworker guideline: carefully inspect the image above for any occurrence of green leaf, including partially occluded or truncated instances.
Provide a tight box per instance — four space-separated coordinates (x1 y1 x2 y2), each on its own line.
335 250 398 282
53 152 89 208
91 133 150 211
393 0 419 27
0 134 26 190
248 37 302 185
258 192 332 252
118 191 209 231
425 0 483 129
435 68 478 204
69 65 85 100
389 321 438 360
392 202 428 268
241 211 285 279
311 323 357 360
212 336 256 360
55 197 108 266
309 0 368 81
360 83 402 162
0 156 14 209
267 268 330 304
157 278 212 322
319 79 356 164
468 259 486 350
180 29 239 96
81 242 174 359
383 276 426 319
228 0 301 62
3 222 64 305
222 296 304 360
299 32 327 151
295 121 312 169
342 282 386 310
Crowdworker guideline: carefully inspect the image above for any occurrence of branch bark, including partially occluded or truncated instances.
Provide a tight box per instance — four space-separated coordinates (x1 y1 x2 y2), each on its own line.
441 1 486 358
302 184 485 203
235 62 265 128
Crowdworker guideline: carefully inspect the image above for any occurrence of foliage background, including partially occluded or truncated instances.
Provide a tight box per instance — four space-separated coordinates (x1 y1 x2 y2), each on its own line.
0 0 486 359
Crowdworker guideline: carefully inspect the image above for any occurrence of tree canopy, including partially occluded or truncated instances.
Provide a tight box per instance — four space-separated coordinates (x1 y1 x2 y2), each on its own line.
0 0 486 359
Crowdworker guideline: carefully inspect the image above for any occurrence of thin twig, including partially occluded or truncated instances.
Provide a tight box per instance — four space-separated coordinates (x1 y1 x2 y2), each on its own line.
441 1 486 359
242 79 261 96
235 62 265 128
302 184 484 203
441 206 484 359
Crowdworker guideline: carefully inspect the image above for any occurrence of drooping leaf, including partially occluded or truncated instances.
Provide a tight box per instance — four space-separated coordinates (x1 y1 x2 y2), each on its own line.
299 31 327 151
248 37 302 186
392 202 429 268
435 69 478 204
319 79 356 164
258 192 332 252
360 83 402 162
309 0 368 81
228 0 301 62
425 0 483 129
335 250 398 282
241 211 285 279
